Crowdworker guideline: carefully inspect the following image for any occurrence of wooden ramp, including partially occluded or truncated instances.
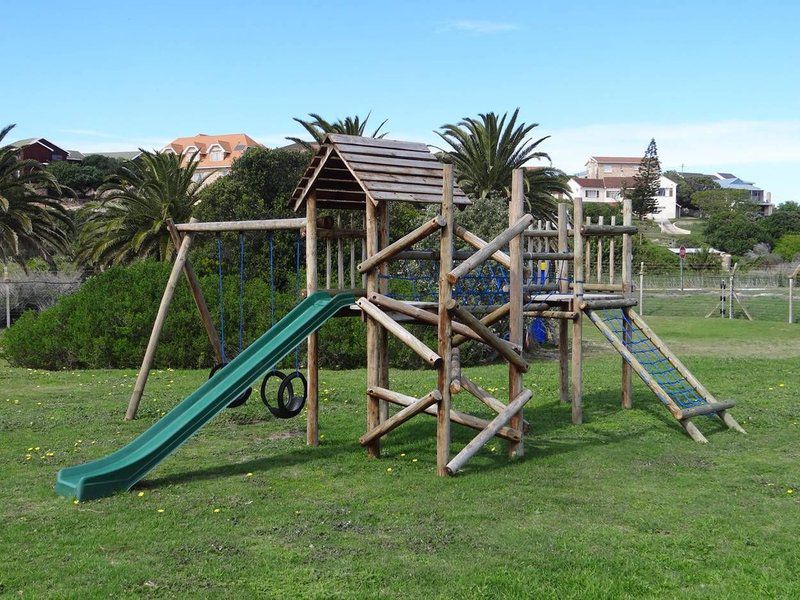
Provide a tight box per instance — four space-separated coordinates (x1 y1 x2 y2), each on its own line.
584 308 746 443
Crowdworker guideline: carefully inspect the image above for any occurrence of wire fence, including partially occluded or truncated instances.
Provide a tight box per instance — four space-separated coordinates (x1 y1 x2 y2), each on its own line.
2 270 84 327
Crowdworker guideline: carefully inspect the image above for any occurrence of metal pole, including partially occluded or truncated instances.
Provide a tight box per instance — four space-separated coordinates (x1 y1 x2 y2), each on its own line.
680 257 684 291
3 264 10 329
729 272 734 320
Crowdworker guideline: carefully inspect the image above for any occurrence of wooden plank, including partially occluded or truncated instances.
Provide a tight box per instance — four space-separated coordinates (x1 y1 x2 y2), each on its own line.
447 300 528 373
557 203 570 404
126 229 195 420
445 389 532 474
452 302 510 347
358 170 464 187
357 299 442 366
369 293 481 342
357 216 445 273
334 143 435 160
291 145 334 210
621 198 633 410
437 164 455 475
360 388 441 446
175 218 306 232
582 225 639 236
365 180 468 197
455 225 512 270
523 229 560 238
382 389 522 443
341 152 445 170
581 298 638 310
523 251 574 261
678 401 736 420
448 215 534 283
327 133 429 152
369 190 462 203
348 161 442 177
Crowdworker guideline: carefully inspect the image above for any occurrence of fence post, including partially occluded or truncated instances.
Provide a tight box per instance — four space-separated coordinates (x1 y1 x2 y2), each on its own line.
790 277 794 324
639 262 644 315
3 264 9 329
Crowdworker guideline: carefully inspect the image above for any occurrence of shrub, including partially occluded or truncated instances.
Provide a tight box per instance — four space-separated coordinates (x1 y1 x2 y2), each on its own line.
774 234 800 261
632 238 679 274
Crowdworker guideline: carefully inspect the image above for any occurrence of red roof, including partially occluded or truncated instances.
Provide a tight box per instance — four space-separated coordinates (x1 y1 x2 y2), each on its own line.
590 156 642 164
165 133 262 170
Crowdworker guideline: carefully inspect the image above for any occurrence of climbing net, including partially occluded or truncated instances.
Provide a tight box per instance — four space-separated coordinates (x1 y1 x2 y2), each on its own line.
595 309 708 410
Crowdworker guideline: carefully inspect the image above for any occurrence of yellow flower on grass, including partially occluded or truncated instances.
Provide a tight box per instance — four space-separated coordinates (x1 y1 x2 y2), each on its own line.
400 453 406 457
779 383 786 387
213 508 221 513
789 489 795 495
245 472 253 478
157 508 165 513
73 500 79 505
412 458 418 463
386 468 393 473
138 491 145 497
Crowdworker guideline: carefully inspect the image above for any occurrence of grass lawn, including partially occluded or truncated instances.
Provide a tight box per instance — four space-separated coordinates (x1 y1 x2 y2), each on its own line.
1 317 799 598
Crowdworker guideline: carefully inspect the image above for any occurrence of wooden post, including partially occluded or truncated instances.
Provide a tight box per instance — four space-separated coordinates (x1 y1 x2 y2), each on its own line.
790 277 794 324
729 264 735 320
126 228 195 420
337 215 344 289
449 347 462 394
377 200 390 424
609 215 616 284
325 237 332 289
639 262 645 315
621 197 633 409
437 164 455 475
166 219 223 364
350 216 356 289
596 216 604 282
508 168 525 457
571 197 584 424
365 198 381 457
584 216 591 282
306 194 320 446
557 203 569 404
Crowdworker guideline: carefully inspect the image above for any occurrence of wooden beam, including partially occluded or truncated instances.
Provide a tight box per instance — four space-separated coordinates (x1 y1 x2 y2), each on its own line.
357 215 445 273
126 228 195 420
460 374 530 433
306 195 320 446
582 224 639 236
449 348 462 394
580 298 638 310
175 218 306 232
369 292 481 343
507 168 525 458
572 198 584 424
454 225 512 270
166 219 222 364
678 401 737 420
357 299 442 367
448 215 534 284
364 195 380 457
447 300 528 373
445 389 532 474
437 164 455 475
360 388 441 446
557 203 570 404
382 389 522 442
452 302 510 347
621 198 633 410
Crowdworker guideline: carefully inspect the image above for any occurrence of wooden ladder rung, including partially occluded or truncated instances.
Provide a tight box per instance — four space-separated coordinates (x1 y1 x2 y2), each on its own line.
678 401 736 420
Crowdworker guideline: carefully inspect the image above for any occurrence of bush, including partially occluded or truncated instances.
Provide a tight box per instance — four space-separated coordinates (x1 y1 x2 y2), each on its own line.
774 234 800 261
632 238 679 274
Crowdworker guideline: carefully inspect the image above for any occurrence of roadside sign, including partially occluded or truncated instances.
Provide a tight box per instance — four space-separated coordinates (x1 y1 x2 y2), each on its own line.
679 246 686 259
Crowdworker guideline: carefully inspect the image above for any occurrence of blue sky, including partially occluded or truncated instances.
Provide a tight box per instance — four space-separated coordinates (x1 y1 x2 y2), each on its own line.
4 0 799 201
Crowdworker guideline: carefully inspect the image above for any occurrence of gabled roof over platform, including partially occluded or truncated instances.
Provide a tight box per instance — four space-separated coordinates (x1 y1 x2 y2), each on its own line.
291 134 470 210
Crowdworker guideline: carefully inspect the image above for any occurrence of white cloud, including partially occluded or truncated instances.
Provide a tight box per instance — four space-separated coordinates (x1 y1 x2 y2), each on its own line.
445 20 520 34
539 120 800 174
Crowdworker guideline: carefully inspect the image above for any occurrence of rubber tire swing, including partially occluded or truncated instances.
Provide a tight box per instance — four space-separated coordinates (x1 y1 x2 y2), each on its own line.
209 363 252 408
260 370 307 419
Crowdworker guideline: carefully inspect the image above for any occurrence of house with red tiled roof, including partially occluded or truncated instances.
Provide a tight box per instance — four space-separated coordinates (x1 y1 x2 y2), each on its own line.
162 133 262 186
570 156 678 219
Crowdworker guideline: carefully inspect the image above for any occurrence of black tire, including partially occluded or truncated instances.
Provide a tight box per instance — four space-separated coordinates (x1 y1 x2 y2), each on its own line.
260 370 288 418
275 372 307 419
209 362 251 408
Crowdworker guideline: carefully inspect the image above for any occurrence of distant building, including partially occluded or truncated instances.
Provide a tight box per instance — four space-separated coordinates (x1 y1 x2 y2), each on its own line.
712 172 774 216
162 133 262 186
86 151 141 161
9 137 80 164
569 156 678 219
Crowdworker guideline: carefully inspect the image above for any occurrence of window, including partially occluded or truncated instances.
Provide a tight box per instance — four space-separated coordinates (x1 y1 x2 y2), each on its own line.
210 147 224 161
603 165 613 173
657 188 666 196
606 190 620 199
585 190 600 199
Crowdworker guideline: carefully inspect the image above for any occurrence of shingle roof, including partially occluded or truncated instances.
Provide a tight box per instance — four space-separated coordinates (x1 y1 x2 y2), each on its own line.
291 134 469 210
165 133 262 170
86 151 141 160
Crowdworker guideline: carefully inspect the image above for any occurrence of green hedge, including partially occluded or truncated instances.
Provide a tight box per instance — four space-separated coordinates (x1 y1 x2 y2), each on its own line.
2 261 495 371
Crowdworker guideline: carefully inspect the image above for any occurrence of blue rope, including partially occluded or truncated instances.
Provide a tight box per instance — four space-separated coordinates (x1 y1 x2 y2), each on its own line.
597 308 708 411
216 234 226 363
238 233 245 355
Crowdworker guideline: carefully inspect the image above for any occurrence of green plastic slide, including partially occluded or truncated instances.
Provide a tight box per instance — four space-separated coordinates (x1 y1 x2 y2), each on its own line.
56 292 354 501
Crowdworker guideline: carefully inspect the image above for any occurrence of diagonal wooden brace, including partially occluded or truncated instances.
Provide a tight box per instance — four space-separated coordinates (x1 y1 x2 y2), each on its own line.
357 298 442 367
360 388 441 446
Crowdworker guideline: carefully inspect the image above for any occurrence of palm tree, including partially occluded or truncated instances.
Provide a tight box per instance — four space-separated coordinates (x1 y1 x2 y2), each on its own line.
435 109 570 219
78 150 201 267
0 124 73 267
286 112 389 151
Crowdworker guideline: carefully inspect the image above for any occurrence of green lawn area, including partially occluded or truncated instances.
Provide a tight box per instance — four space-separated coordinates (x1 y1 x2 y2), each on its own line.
2 317 799 598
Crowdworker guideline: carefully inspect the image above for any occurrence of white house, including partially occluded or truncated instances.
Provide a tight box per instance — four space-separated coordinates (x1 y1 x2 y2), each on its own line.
569 156 678 219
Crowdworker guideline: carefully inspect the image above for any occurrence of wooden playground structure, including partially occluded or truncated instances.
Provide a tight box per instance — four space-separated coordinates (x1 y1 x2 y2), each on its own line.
125 133 746 478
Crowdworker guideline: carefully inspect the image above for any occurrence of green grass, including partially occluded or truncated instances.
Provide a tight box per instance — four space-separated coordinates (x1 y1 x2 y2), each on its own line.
641 289 793 324
2 317 799 598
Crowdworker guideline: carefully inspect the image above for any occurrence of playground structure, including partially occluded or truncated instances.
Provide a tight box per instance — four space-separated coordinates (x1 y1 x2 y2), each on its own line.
56 134 746 501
